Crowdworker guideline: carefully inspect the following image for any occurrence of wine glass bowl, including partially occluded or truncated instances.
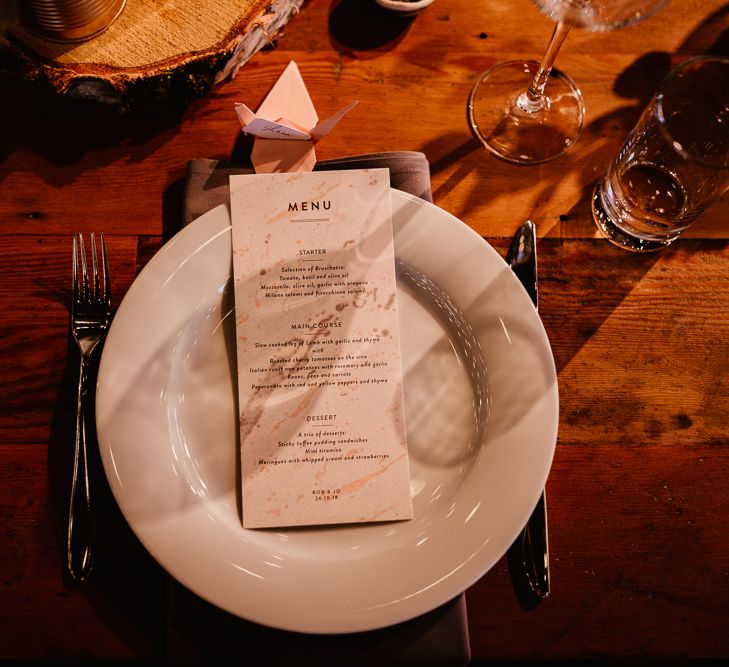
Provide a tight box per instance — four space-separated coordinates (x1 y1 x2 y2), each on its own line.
535 0 668 31
468 56 585 164
467 0 669 165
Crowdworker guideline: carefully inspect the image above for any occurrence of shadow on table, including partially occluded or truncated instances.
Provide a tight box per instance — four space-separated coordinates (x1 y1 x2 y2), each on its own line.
679 2 729 55
0 72 201 188
328 0 416 57
166 582 470 666
417 3 729 378
425 1 729 216
47 330 168 657
422 48 672 232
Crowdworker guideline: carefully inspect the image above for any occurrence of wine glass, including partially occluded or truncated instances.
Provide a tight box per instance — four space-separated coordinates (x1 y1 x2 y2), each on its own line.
467 0 669 164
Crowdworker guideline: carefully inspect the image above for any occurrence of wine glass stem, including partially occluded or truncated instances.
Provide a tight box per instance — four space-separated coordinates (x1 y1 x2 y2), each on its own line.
518 21 573 113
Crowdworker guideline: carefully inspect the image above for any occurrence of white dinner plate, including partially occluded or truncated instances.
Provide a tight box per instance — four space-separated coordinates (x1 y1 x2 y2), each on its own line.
96 190 558 634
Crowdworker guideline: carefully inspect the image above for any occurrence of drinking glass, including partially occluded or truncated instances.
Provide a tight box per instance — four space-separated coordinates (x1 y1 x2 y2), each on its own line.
467 0 668 164
592 56 729 251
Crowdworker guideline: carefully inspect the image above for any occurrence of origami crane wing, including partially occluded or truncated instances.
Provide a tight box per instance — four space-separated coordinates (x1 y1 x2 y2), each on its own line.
234 61 357 173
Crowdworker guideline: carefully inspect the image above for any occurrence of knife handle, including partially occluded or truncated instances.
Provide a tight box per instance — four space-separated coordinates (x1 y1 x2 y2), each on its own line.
521 489 550 598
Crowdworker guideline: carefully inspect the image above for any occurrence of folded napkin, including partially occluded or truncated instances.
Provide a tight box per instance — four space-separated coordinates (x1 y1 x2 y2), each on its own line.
168 152 469 666
182 151 433 226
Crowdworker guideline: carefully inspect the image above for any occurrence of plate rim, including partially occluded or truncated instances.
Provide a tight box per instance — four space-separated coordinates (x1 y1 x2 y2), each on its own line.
97 189 558 633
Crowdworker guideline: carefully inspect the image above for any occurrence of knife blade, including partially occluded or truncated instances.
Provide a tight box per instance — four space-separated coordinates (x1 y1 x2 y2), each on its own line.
506 220 550 600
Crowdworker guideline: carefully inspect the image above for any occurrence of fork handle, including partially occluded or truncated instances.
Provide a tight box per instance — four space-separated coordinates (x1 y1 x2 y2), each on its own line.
67 355 96 582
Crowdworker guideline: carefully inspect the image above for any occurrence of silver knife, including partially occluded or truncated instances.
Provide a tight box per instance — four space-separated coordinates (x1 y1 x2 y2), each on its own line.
506 220 550 600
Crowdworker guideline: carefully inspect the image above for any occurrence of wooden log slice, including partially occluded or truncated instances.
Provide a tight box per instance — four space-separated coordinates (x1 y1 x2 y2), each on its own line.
0 0 305 112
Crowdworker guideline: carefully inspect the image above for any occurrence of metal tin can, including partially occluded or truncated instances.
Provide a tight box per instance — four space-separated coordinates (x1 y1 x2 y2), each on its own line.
23 0 126 43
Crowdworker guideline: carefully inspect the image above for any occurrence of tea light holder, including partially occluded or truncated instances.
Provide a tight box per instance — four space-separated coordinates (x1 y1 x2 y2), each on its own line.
22 0 126 43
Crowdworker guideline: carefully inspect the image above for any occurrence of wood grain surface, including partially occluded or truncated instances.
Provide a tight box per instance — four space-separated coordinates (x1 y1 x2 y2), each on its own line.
1 0 728 661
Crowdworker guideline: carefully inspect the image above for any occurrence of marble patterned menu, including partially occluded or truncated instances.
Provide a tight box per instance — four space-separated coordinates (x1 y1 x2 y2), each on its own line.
230 169 413 529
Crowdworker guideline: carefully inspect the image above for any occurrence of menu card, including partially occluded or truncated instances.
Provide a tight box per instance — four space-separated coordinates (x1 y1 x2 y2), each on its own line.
229 169 413 529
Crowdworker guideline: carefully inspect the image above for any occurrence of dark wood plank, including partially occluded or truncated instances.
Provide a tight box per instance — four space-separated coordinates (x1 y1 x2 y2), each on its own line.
4 438 728 659
1 1 727 238
2 236 728 446
539 239 729 447
468 443 729 658
0 236 140 443
0 443 166 659
1 0 728 660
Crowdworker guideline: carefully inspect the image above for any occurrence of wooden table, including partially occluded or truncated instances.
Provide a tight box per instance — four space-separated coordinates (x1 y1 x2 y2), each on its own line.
2 0 728 661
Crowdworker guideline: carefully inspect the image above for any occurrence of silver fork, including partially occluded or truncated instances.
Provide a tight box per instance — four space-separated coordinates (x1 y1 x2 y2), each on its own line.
68 233 111 582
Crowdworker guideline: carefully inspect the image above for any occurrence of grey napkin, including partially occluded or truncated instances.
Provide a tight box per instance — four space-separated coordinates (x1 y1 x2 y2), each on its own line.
168 152 469 666
182 152 433 226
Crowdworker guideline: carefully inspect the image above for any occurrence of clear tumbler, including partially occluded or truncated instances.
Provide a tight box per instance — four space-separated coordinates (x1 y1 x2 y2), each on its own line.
592 56 729 251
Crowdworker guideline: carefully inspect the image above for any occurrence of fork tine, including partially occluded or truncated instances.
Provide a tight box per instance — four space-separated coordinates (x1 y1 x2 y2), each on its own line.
79 233 88 303
100 233 111 306
90 232 100 302
72 234 79 309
